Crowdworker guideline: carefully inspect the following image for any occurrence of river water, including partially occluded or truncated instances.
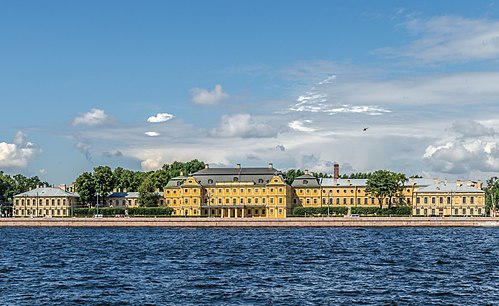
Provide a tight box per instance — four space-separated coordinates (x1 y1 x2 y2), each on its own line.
0 227 498 305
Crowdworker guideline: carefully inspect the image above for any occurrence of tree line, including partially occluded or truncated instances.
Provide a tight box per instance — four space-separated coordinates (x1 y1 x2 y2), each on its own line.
74 160 205 207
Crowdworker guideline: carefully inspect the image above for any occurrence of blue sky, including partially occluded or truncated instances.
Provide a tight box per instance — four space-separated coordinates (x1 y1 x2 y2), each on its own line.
2 0 499 184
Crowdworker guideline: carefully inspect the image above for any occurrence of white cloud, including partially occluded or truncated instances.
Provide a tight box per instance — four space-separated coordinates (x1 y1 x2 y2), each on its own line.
0 132 39 168
39 168 47 175
141 156 164 171
147 113 174 123
381 16 499 63
145 131 160 137
211 114 277 138
191 84 229 105
73 108 109 126
288 120 316 132
424 121 499 174
290 75 392 115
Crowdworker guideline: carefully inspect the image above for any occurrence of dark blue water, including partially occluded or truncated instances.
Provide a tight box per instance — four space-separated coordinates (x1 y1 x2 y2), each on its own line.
0 227 498 305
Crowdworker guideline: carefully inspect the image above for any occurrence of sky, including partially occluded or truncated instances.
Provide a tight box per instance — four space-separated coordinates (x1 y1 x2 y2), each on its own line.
2 0 499 184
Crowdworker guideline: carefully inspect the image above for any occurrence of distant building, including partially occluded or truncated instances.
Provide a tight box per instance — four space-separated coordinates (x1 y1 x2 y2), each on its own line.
105 191 164 208
13 187 80 217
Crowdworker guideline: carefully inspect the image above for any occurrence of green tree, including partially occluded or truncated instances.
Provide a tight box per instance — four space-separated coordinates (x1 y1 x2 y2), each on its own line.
283 169 305 185
93 166 115 204
138 176 160 207
366 170 407 209
485 177 499 215
74 172 96 206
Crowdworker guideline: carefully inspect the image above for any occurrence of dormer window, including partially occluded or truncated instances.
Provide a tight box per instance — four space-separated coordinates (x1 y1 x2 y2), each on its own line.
258 179 264 183
233 177 238 182
303 180 308 184
208 179 213 184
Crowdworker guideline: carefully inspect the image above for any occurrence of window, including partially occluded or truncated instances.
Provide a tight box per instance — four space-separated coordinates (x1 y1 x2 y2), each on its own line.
258 179 263 183
294 199 297 204
233 198 236 204
233 177 238 182
306 199 310 204
322 198 326 205
424 197 428 204
46 199 49 205
270 188 274 193
240 189 244 193
262 198 266 204
278 188 283 193
219 199 222 204
279 208 283 214
240 198 244 204
439 197 443 204
454 208 458 215
313 199 317 204
478 208 482 215
424 209 428 215
470 197 474 204
431 197 435 204
447 197 451 204
255 198 259 204
226 198 229 204
470 208 474 215
357 198 361 205
279 198 283 204
416 209 420 215
336 198 340 204
462 197 467 204
248 198 252 204
462 208 466 215
431 209 435 215
350 198 354 205
364 198 368 205
270 198 274 204
416 197 420 204
343 198 346 205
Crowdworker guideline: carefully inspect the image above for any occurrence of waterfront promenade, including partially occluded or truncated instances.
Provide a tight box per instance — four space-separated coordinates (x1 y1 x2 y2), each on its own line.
1 217 499 227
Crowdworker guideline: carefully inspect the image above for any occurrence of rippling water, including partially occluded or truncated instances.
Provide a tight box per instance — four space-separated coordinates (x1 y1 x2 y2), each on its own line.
0 227 498 305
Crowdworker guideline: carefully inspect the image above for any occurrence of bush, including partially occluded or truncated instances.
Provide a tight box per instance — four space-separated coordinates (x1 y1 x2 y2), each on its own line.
351 206 411 216
73 207 126 217
292 206 412 217
293 206 348 216
127 207 173 217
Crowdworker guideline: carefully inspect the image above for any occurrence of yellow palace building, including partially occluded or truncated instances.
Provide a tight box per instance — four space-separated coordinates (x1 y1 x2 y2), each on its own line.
164 163 485 218
164 163 292 218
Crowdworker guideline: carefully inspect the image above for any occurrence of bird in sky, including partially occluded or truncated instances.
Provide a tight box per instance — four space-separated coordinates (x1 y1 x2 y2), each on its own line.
363 127 369 131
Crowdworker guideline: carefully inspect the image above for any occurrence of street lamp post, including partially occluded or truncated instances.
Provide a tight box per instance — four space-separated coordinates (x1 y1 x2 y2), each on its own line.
328 190 331 217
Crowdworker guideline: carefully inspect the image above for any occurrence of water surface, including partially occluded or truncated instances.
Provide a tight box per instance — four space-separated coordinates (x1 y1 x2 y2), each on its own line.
0 227 497 305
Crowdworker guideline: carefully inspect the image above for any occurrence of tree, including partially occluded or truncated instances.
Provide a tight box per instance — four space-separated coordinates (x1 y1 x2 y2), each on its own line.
93 166 115 204
138 176 160 207
283 169 305 185
366 170 407 209
485 177 499 215
74 172 96 206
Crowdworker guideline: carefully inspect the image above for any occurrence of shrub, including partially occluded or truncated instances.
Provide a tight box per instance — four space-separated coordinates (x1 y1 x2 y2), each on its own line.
127 207 173 217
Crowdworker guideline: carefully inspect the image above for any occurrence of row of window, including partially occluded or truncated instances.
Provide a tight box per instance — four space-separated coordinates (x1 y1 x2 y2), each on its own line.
166 187 285 196
175 208 269 216
415 208 482 216
15 198 70 206
16 209 68 216
294 197 412 205
416 196 476 205
167 197 285 205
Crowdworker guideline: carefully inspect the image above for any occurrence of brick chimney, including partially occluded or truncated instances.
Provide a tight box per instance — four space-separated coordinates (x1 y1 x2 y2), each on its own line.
333 163 339 180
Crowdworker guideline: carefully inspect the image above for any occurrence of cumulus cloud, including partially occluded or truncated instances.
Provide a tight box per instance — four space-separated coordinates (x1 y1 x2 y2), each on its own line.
191 84 229 105
141 157 164 171
212 114 278 138
0 132 39 168
145 131 160 137
383 16 499 63
288 120 317 132
147 113 174 123
424 121 499 174
73 108 109 126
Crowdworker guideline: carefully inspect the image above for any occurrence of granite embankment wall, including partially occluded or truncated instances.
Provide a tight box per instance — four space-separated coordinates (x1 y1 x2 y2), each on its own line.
1 217 499 227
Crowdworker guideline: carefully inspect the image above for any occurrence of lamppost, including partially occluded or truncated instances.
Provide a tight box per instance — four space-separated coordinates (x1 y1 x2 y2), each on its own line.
206 191 211 218
328 190 331 217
